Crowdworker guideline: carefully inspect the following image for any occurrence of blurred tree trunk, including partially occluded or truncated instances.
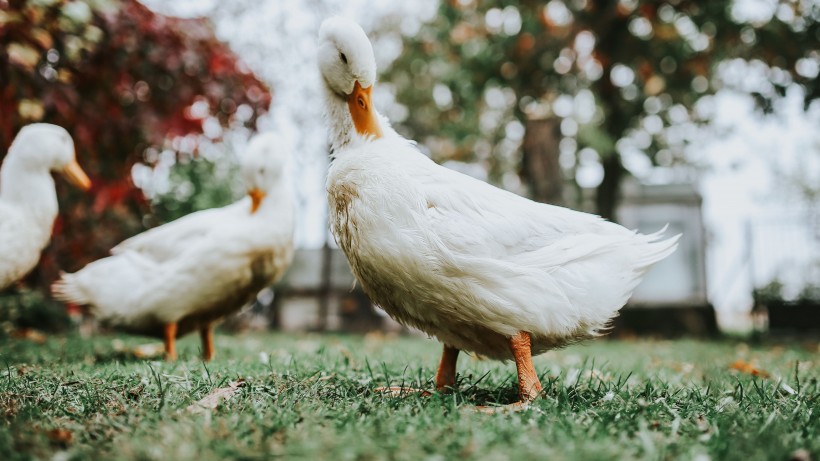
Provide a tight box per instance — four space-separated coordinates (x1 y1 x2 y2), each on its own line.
317 239 332 331
521 117 564 206
595 153 624 222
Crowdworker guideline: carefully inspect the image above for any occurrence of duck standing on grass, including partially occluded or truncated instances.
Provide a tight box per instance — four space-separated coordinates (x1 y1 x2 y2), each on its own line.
0 124 91 290
318 17 680 410
52 133 295 361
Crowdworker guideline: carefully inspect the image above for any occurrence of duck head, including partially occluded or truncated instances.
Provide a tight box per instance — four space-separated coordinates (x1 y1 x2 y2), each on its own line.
318 17 383 140
7 123 91 190
240 132 291 214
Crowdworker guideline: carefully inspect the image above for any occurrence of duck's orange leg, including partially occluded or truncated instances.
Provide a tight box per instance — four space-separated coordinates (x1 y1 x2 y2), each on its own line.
376 344 459 397
200 323 215 361
510 331 542 401
468 331 542 414
435 345 459 391
163 322 177 361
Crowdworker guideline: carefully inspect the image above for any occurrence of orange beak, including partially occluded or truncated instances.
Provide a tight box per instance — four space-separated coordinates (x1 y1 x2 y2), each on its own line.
248 188 266 214
62 159 92 191
347 81 383 139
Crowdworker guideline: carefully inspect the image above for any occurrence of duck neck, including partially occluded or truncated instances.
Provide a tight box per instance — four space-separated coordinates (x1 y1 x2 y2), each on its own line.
0 154 59 231
252 181 295 235
260 181 291 212
323 87 356 155
323 86 390 156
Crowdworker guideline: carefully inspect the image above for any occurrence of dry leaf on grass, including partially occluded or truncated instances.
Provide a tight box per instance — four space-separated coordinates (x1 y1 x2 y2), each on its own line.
185 379 246 414
16 365 34 376
111 340 165 359
46 428 73 445
729 359 770 378
11 329 46 344
373 386 432 397
132 343 165 359
463 401 531 415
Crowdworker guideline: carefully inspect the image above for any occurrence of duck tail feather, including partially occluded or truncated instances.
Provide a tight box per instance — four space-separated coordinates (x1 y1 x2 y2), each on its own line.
51 272 89 306
635 227 681 269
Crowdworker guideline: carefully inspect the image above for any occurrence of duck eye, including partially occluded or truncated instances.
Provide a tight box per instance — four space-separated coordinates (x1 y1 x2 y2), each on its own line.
340 52 348 64
357 96 366 109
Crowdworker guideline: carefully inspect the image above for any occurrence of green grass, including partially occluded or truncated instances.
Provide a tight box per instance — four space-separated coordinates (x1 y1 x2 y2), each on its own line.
0 332 817 461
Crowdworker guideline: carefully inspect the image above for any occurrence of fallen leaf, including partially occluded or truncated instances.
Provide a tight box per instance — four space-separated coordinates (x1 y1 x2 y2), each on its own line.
729 359 770 378
373 386 432 397
126 385 144 401
111 340 164 359
671 362 695 374
463 401 531 415
185 379 245 414
132 343 164 359
46 428 73 446
11 329 46 344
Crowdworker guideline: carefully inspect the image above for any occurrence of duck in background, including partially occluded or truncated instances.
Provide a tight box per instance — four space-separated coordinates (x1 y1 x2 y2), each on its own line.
0 124 91 290
53 132 295 361
318 17 680 410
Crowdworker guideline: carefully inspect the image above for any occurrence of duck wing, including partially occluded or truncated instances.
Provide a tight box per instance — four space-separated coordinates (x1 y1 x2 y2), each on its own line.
111 199 250 262
399 147 624 262
409 144 678 281
0 203 38 289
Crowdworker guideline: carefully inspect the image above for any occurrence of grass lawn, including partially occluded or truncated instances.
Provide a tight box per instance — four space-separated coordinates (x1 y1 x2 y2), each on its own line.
0 331 817 461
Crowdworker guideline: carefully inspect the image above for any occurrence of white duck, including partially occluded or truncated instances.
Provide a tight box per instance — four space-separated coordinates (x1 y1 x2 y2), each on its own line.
52 132 295 361
0 124 91 290
318 17 680 407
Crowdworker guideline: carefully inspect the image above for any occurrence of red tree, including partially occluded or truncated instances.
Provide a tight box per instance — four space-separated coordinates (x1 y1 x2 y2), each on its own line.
0 0 272 289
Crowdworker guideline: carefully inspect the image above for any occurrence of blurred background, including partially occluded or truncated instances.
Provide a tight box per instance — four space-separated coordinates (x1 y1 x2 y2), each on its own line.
1 0 818 338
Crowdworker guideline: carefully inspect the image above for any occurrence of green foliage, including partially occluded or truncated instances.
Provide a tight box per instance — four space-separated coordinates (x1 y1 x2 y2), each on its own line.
0 333 817 460
798 282 820 304
148 154 242 224
379 0 819 217
754 278 786 304
0 288 71 336
755 277 820 304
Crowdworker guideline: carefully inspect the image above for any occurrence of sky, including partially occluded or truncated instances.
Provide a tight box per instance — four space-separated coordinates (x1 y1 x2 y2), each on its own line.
138 0 819 329
671 2 819 328
695 88 818 326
